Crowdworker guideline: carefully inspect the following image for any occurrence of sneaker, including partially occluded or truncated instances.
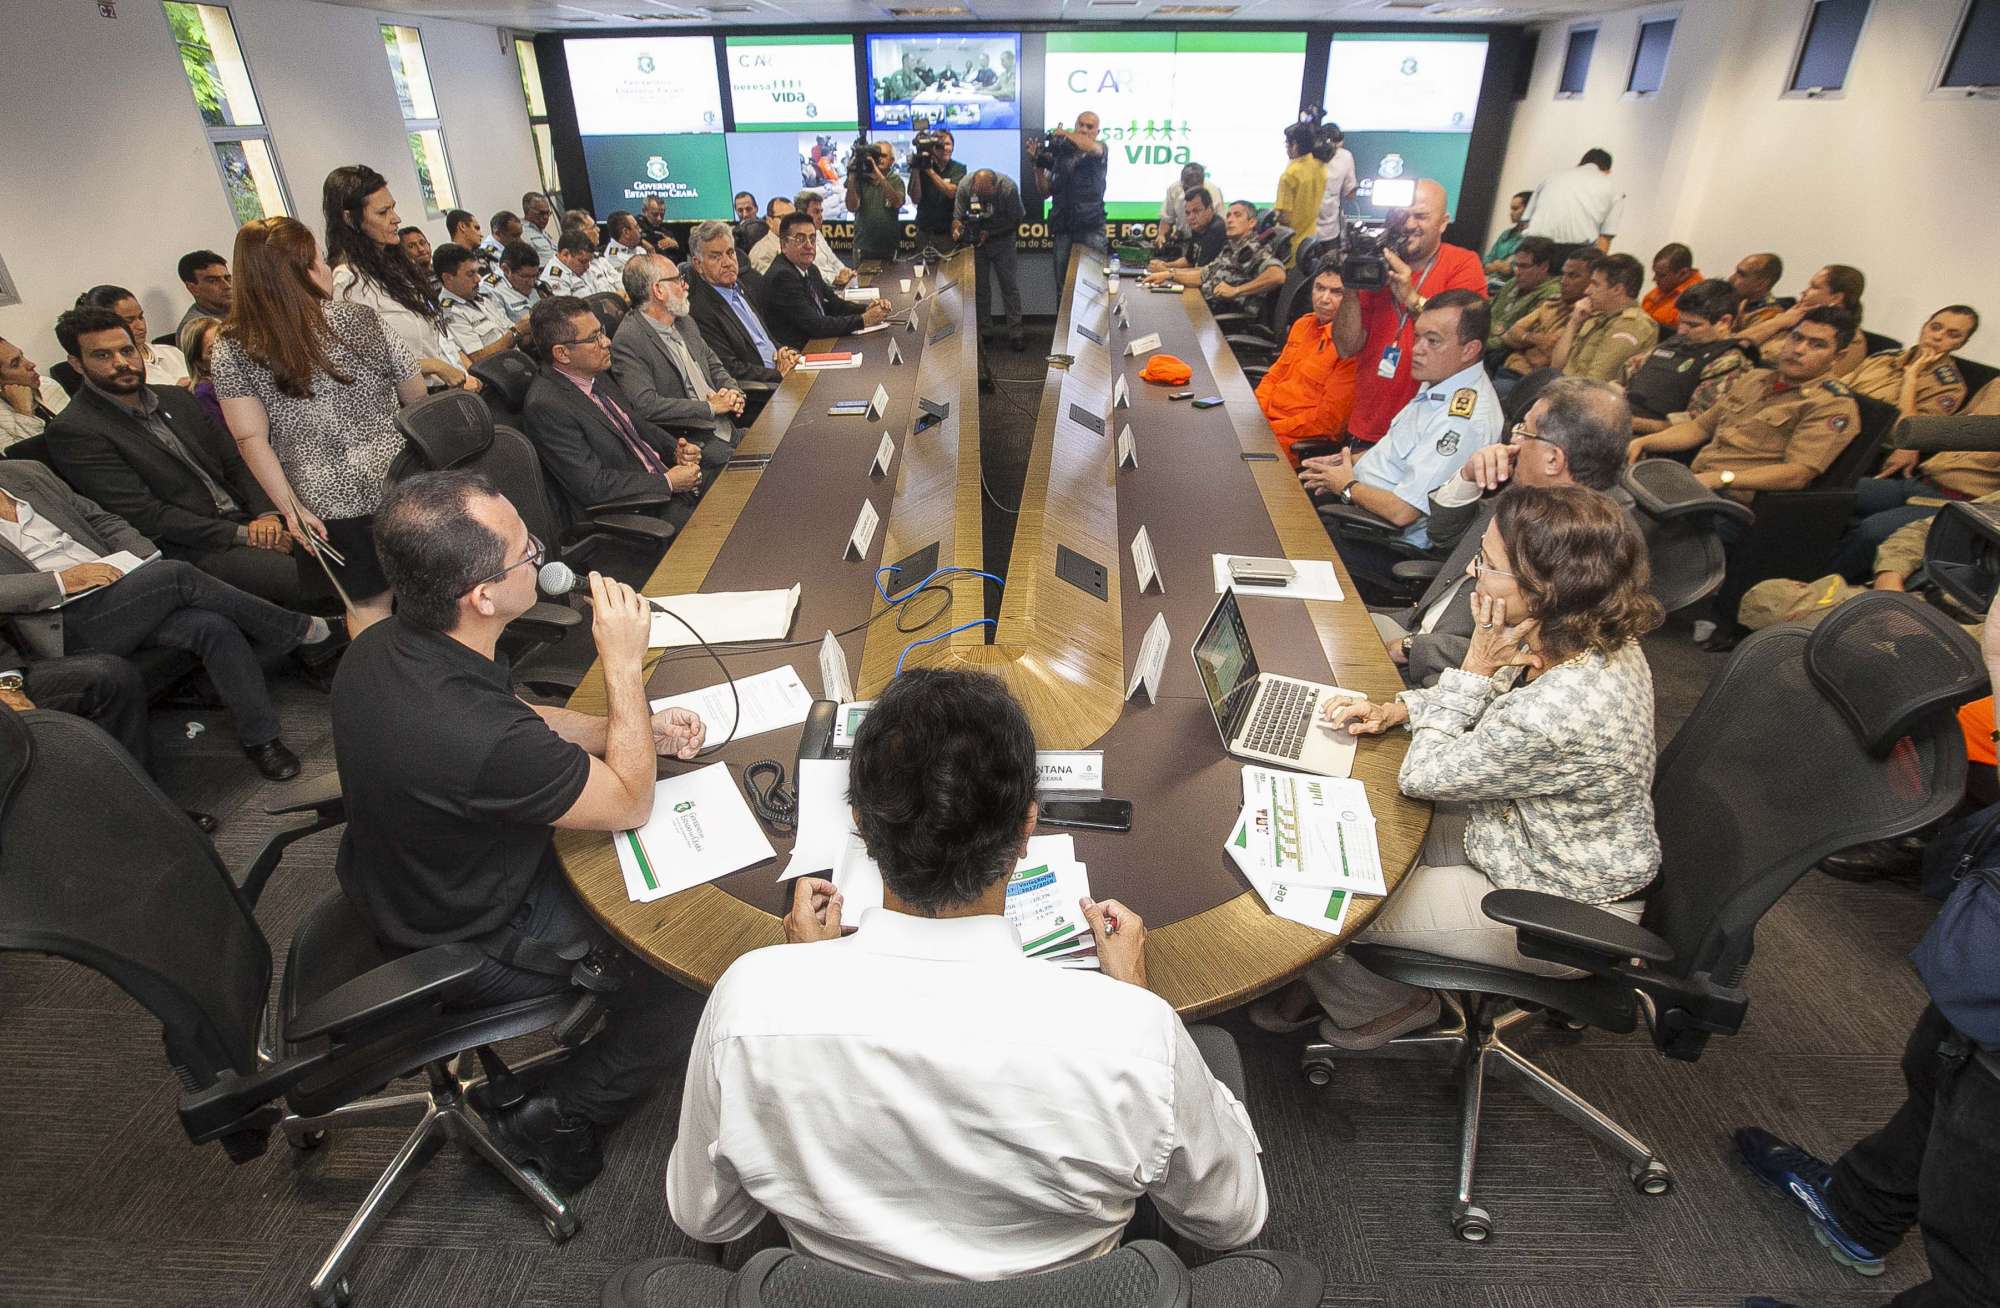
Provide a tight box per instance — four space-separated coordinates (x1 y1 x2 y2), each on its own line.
1733 1126 1886 1276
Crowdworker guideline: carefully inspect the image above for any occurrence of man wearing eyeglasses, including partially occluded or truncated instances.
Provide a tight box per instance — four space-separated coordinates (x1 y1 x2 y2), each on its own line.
333 470 706 1193
758 212 893 352
610 253 745 470
522 296 705 535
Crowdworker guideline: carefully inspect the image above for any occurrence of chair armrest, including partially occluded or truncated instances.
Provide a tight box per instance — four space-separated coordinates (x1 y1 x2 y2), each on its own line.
1222 334 1278 358
263 771 344 819
1623 459 1756 528
1892 414 2000 454
1242 367 1271 388
579 513 676 545
285 942 488 1043
1318 502 1401 539
587 491 674 514
505 602 583 645
1482 889 1674 964
738 379 777 395
1392 559 1444 584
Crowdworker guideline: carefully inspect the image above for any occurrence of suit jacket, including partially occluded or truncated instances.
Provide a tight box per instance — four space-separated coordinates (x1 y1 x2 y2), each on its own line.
757 257 865 352
686 269 783 385
0 460 155 659
45 383 275 557
609 311 737 439
522 366 680 529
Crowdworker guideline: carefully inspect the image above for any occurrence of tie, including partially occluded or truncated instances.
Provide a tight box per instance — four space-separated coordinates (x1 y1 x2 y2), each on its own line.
588 381 668 477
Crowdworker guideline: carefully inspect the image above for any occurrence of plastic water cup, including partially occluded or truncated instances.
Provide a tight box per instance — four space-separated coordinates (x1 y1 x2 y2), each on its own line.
915 262 928 279
899 278 911 292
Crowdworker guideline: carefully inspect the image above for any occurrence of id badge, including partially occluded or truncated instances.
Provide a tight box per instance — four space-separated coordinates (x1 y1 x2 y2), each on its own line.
1376 343 1401 379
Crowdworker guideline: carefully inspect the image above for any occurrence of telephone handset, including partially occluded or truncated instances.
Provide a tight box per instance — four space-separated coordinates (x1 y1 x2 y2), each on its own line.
798 700 842 767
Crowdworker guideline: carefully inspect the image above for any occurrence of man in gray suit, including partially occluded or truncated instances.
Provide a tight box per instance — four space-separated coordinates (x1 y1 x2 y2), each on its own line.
1377 377 1634 687
0 460 329 778
610 254 745 472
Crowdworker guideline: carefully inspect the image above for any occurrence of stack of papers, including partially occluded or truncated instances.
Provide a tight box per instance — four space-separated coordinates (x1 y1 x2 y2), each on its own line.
649 665 812 747
614 763 777 903
649 586 800 648
781 763 1099 968
1210 555 1346 603
1226 765 1387 936
797 352 863 370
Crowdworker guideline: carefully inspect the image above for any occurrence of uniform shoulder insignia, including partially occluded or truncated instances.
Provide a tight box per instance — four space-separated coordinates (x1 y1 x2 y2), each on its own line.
1935 364 1961 385
1436 431 1462 456
1941 395 1960 413
1819 378 1853 397
1448 387 1478 418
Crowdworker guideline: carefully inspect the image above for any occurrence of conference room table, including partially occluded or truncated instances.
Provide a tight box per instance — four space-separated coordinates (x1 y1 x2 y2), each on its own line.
556 249 1431 1018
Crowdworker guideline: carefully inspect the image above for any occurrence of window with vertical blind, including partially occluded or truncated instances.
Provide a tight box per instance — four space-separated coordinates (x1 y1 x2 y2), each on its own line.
381 24 457 215
1626 16 1676 97
515 37 562 206
1786 0 1871 97
1557 25 1598 98
162 2 293 225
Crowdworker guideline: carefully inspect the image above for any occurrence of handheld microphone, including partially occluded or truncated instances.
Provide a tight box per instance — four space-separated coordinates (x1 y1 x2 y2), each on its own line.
538 560 588 598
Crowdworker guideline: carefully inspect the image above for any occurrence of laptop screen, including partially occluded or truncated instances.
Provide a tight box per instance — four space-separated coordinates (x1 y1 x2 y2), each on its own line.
1192 590 1261 738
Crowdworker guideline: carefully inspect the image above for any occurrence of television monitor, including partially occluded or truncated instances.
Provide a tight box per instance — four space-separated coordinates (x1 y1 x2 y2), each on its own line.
867 32 1022 132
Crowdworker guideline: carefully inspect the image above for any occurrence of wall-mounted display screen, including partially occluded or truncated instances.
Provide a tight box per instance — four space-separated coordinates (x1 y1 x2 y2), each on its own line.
1322 33 1489 214
866 32 1022 131
564 36 723 136
580 135 732 220
1042 32 1307 220
725 34 860 131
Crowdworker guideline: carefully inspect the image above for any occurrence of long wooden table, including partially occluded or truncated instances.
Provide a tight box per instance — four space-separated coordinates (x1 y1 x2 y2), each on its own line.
557 252 1430 1018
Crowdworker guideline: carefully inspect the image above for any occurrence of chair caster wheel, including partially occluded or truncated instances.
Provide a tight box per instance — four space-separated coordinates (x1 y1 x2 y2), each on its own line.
310 1276 352 1307
1452 1205 1493 1243
1632 1161 1672 1196
286 1128 327 1151
545 1211 580 1242
1303 1060 1332 1088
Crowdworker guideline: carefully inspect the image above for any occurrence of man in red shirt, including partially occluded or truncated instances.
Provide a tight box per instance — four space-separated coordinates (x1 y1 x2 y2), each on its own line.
1331 178 1487 446
1255 265 1359 467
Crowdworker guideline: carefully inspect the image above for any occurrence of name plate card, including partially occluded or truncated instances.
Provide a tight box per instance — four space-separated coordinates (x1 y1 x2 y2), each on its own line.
1127 612 1170 702
1035 750 1105 793
871 431 896 478
819 630 853 703
866 383 890 422
1116 424 1137 469
845 499 880 560
1125 332 1162 357
1130 525 1163 594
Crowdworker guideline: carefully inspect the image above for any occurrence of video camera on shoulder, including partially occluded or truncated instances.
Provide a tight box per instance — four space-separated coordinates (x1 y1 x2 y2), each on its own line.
911 120 941 171
1337 177 1417 291
848 135 879 177
1032 126 1077 171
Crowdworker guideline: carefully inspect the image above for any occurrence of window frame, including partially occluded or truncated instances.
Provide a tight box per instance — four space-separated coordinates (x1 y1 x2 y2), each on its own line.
381 22 459 216
514 36 563 207
1555 22 1600 99
1781 0 1874 101
1623 10 1679 100
161 1 295 225
1930 0 2000 99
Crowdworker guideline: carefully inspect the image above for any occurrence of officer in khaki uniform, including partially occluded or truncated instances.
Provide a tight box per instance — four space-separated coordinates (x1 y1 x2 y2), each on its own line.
1832 377 2000 578
1845 348 1969 418
1553 253 1659 382
1495 250 1593 377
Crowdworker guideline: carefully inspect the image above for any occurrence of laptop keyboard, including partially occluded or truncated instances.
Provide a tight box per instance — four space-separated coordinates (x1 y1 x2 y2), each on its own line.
1244 680 1315 760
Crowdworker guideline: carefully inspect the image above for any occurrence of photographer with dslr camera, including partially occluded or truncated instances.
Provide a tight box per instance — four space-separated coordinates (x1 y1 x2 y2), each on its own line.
1034 112 1109 284
908 126 966 251
843 139 906 265
1332 177 1486 447
954 169 1027 351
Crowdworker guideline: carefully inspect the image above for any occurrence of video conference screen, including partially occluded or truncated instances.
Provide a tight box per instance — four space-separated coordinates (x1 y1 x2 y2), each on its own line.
1042 32 1307 221
865 32 1022 132
1322 33 1489 215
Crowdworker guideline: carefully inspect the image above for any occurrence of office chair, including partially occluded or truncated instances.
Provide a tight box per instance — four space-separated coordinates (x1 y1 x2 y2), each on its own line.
601 1242 1324 1308
0 705 612 1307
587 291 630 337
1957 356 1999 398
1860 330 1903 358
469 347 540 423
1623 458 1756 613
1722 391 1898 597
1231 253 1324 388
1212 263 1305 358
1298 593 1986 1241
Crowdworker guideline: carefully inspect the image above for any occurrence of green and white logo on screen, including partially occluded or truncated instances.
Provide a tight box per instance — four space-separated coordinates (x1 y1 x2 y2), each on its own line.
725 34 861 132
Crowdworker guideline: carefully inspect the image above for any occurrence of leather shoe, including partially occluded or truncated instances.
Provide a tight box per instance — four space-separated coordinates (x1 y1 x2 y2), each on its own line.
482 1094 603 1193
1009 328 1025 352
185 810 219 834
244 738 301 781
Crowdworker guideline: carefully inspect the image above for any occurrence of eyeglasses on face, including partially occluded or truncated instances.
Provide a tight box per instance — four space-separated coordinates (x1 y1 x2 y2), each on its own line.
466 533 544 593
1471 553 1515 580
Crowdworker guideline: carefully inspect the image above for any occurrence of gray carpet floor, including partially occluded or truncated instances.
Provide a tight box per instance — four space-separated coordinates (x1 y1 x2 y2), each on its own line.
0 337 1942 1307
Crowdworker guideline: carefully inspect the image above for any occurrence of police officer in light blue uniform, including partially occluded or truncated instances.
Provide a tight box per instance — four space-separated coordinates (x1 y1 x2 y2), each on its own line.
1301 288 1501 593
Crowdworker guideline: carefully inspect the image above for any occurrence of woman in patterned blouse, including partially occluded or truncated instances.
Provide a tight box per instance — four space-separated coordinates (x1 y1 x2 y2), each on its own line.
1256 484 1665 1048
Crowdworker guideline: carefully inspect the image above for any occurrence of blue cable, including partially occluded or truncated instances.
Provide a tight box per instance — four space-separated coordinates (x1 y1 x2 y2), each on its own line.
873 563 1004 605
895 619 996 678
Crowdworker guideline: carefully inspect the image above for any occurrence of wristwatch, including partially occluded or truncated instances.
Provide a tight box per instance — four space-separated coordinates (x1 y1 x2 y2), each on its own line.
1339 482 1358 504
0 672 24 695
1718 469 1737 488
1400 636 1414 660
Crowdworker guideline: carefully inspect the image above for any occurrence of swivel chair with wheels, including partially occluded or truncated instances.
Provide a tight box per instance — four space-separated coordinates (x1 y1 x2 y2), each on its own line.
0 705 610 1306
1622 458 1757 613
602 1242 1323 1308
1298 593 1985 1242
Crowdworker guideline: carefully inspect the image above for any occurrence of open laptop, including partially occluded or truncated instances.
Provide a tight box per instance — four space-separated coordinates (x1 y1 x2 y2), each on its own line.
1191 589 1357 777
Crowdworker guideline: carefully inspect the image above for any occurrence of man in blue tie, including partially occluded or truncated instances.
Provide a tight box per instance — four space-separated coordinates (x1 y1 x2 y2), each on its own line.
683 220 800 389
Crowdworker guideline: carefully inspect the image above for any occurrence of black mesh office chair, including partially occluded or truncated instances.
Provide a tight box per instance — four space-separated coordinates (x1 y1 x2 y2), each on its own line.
470 346 540 426
601 1242 1323 1308
0 705 610 1307
1722 390 1899 597
1298 593 1986 1242
587 291 630 338
1860 330 1903 357
1623 458 1756 613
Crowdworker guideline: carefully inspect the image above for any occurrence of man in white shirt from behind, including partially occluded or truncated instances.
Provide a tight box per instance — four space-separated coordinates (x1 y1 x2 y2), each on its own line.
666 669 1268 1281
1522 147 1624 253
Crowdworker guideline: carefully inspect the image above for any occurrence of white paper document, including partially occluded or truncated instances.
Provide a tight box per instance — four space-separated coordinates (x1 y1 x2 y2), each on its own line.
781 758 858 880
58 549 155 605
840 286 882 302
796 353 863 370
650 665 812 747
852 322 891 336
1210 555 1347 603
649 586 800 648
1235 765 1386 896
614 763 776 903
1006 853 1093 958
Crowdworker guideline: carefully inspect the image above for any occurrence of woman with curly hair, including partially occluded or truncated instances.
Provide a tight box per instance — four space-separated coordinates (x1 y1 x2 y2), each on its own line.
322 163 477 391
1254 483 1666 1047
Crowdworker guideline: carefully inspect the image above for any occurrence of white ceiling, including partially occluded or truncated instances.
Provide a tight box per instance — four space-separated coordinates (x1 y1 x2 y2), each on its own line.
325 0 1649 34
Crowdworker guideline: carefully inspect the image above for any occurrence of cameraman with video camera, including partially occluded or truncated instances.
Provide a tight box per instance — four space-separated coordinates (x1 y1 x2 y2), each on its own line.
1332 177 1486 446
843 139 907 265
909 126 966 251
954 168 1027 351
1034 111 1109 285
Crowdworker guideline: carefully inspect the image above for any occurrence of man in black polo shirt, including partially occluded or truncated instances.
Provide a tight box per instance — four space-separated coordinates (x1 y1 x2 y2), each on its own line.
332 471 705 1192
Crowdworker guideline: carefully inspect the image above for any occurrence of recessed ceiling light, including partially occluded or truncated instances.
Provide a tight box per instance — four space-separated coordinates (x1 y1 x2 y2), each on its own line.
1153 4 1241 13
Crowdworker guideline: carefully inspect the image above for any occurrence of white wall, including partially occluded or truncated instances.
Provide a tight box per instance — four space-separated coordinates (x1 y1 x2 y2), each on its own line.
0 0 538 365
1491 0 2000 353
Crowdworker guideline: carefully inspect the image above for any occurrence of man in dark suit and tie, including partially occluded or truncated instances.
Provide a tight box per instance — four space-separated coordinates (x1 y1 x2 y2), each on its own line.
758 212 892 352
683 220 800 389
45 306 300 608
522 296 704 535
610 254 744 473
1379 377 1635 687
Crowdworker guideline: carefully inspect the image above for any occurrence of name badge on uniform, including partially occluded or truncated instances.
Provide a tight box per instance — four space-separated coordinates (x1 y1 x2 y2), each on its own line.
1376 343 1401 379
1447 387 1478 419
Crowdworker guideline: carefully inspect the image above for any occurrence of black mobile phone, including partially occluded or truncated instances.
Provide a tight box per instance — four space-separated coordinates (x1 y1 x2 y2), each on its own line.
1169 390 1194 401
1036 798 1134 833
1191 396 1225 410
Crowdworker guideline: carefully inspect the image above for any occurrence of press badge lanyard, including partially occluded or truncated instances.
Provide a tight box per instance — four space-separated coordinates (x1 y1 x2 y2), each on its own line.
1377 252 1441 379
